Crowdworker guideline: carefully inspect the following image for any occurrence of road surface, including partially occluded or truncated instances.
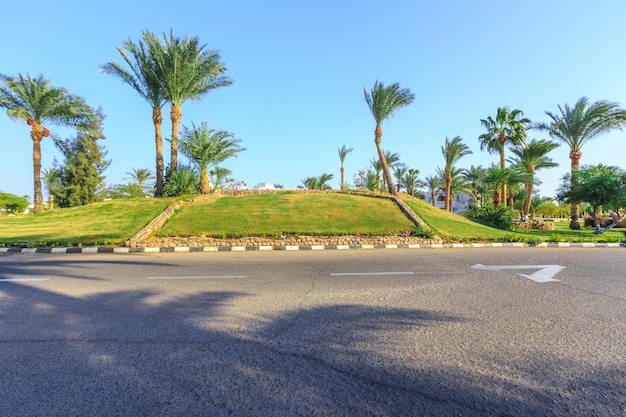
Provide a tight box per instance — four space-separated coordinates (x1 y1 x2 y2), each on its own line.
1 248 625 416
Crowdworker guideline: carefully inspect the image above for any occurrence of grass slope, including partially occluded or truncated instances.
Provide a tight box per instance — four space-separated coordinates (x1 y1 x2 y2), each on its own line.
0 198 173 246
158 192 417 237
0 192 623 247
402 197 515 241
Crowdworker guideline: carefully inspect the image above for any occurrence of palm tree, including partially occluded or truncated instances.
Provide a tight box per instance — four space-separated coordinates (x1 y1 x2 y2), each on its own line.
401 168 421 196
508 139 559 216
483 166 509 207
479 107 531 205
369 157 383 191
424 174 441 207
317 173 334 191
101 34 167 196
463 165 485 207
144 30 234 174
178 122 245 194
447 167 471 212
441 136 472 211
0 73 94 213
125 167 156 197
209 166 232 191
301 176 319 190
337 145 353 190
392 165 408 193
536 97 626 229
383 151 402 191
364 81 414 195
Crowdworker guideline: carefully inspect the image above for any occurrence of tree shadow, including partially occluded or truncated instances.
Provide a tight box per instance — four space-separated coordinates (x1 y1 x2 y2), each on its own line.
0 282 623 416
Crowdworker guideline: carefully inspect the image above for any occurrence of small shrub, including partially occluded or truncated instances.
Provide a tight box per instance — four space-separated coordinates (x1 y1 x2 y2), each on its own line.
465 205 513 230
414 224 435 239
549 233 564 242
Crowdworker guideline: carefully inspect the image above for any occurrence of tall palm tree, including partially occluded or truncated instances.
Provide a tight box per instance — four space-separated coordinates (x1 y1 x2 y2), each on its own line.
479 107 531 205
125 167 156 197
364 81 414 195
508 139 559 216
0 73 94 213
441 136 472 211
536 97 626 229
424 174 441 207
178 122 245 194
337 145 353 190
101 34 167 196
144 31 234 174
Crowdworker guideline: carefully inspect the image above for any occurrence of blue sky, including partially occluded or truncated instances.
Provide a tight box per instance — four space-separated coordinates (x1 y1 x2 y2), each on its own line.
2 0 625 200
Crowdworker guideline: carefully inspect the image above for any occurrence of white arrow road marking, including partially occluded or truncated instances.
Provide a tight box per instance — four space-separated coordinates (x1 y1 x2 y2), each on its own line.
471 264 565 283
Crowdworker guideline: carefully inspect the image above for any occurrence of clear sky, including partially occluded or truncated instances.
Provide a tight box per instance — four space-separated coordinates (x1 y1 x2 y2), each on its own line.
2 0 625 200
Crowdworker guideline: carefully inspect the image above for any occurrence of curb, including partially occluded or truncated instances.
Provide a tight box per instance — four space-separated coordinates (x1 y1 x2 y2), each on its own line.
1 242 625 254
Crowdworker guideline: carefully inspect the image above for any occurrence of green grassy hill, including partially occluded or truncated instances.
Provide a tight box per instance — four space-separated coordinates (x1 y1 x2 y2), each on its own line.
0 192 623 247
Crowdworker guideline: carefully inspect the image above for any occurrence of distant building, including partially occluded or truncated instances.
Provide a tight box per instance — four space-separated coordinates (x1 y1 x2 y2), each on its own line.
253 182 275 190
224 180 248 190
423 192 473 213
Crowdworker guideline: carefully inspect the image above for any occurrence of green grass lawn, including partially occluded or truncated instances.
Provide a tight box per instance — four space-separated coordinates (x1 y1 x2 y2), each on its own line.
403 197 516 241
1 192 623 246
158 192 417 237
403 196 625 243
0 198 174 246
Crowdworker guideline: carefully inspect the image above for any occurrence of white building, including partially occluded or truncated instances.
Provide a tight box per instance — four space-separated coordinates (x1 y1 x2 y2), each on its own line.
253 182 276 190
423 192 473 213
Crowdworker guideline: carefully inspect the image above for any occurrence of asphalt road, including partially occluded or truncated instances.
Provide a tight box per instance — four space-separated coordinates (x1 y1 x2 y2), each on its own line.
1 248 625 416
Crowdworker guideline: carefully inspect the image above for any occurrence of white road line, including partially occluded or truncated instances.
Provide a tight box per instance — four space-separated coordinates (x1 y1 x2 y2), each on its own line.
330 271 415 277
148 275 247 280
0 278 50 282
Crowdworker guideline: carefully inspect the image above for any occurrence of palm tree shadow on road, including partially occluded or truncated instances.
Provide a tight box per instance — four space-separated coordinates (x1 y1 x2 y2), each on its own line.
0 282 623 416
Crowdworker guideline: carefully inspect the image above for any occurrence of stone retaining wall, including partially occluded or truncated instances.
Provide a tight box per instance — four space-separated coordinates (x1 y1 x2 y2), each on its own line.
135 234 443 248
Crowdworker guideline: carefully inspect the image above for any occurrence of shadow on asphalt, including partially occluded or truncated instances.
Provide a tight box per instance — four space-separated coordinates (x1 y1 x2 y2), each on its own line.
1 281 624 416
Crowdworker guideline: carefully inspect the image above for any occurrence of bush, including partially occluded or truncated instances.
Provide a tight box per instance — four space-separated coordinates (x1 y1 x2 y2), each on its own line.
163 167 198 197
465 205 513 230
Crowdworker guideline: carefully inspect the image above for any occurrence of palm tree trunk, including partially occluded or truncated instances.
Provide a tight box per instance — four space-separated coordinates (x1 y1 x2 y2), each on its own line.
445 170 451 211
199 168 211 194
340 166 345 190
153 107 165 197
569 150 582 230
31 126 44 214
499 135 507 206
170 102 182 173
523 168 535 216
430 189 436 207
374 125 396 195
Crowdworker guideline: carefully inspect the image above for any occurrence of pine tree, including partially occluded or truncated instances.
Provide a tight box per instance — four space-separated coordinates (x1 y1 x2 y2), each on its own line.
49 108 110 207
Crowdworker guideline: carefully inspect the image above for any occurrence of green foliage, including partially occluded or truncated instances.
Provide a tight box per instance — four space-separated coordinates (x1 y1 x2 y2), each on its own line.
0 192 29 213
48 108 110 208
557 164 626 211
163 166 199 196
465 205 513 230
